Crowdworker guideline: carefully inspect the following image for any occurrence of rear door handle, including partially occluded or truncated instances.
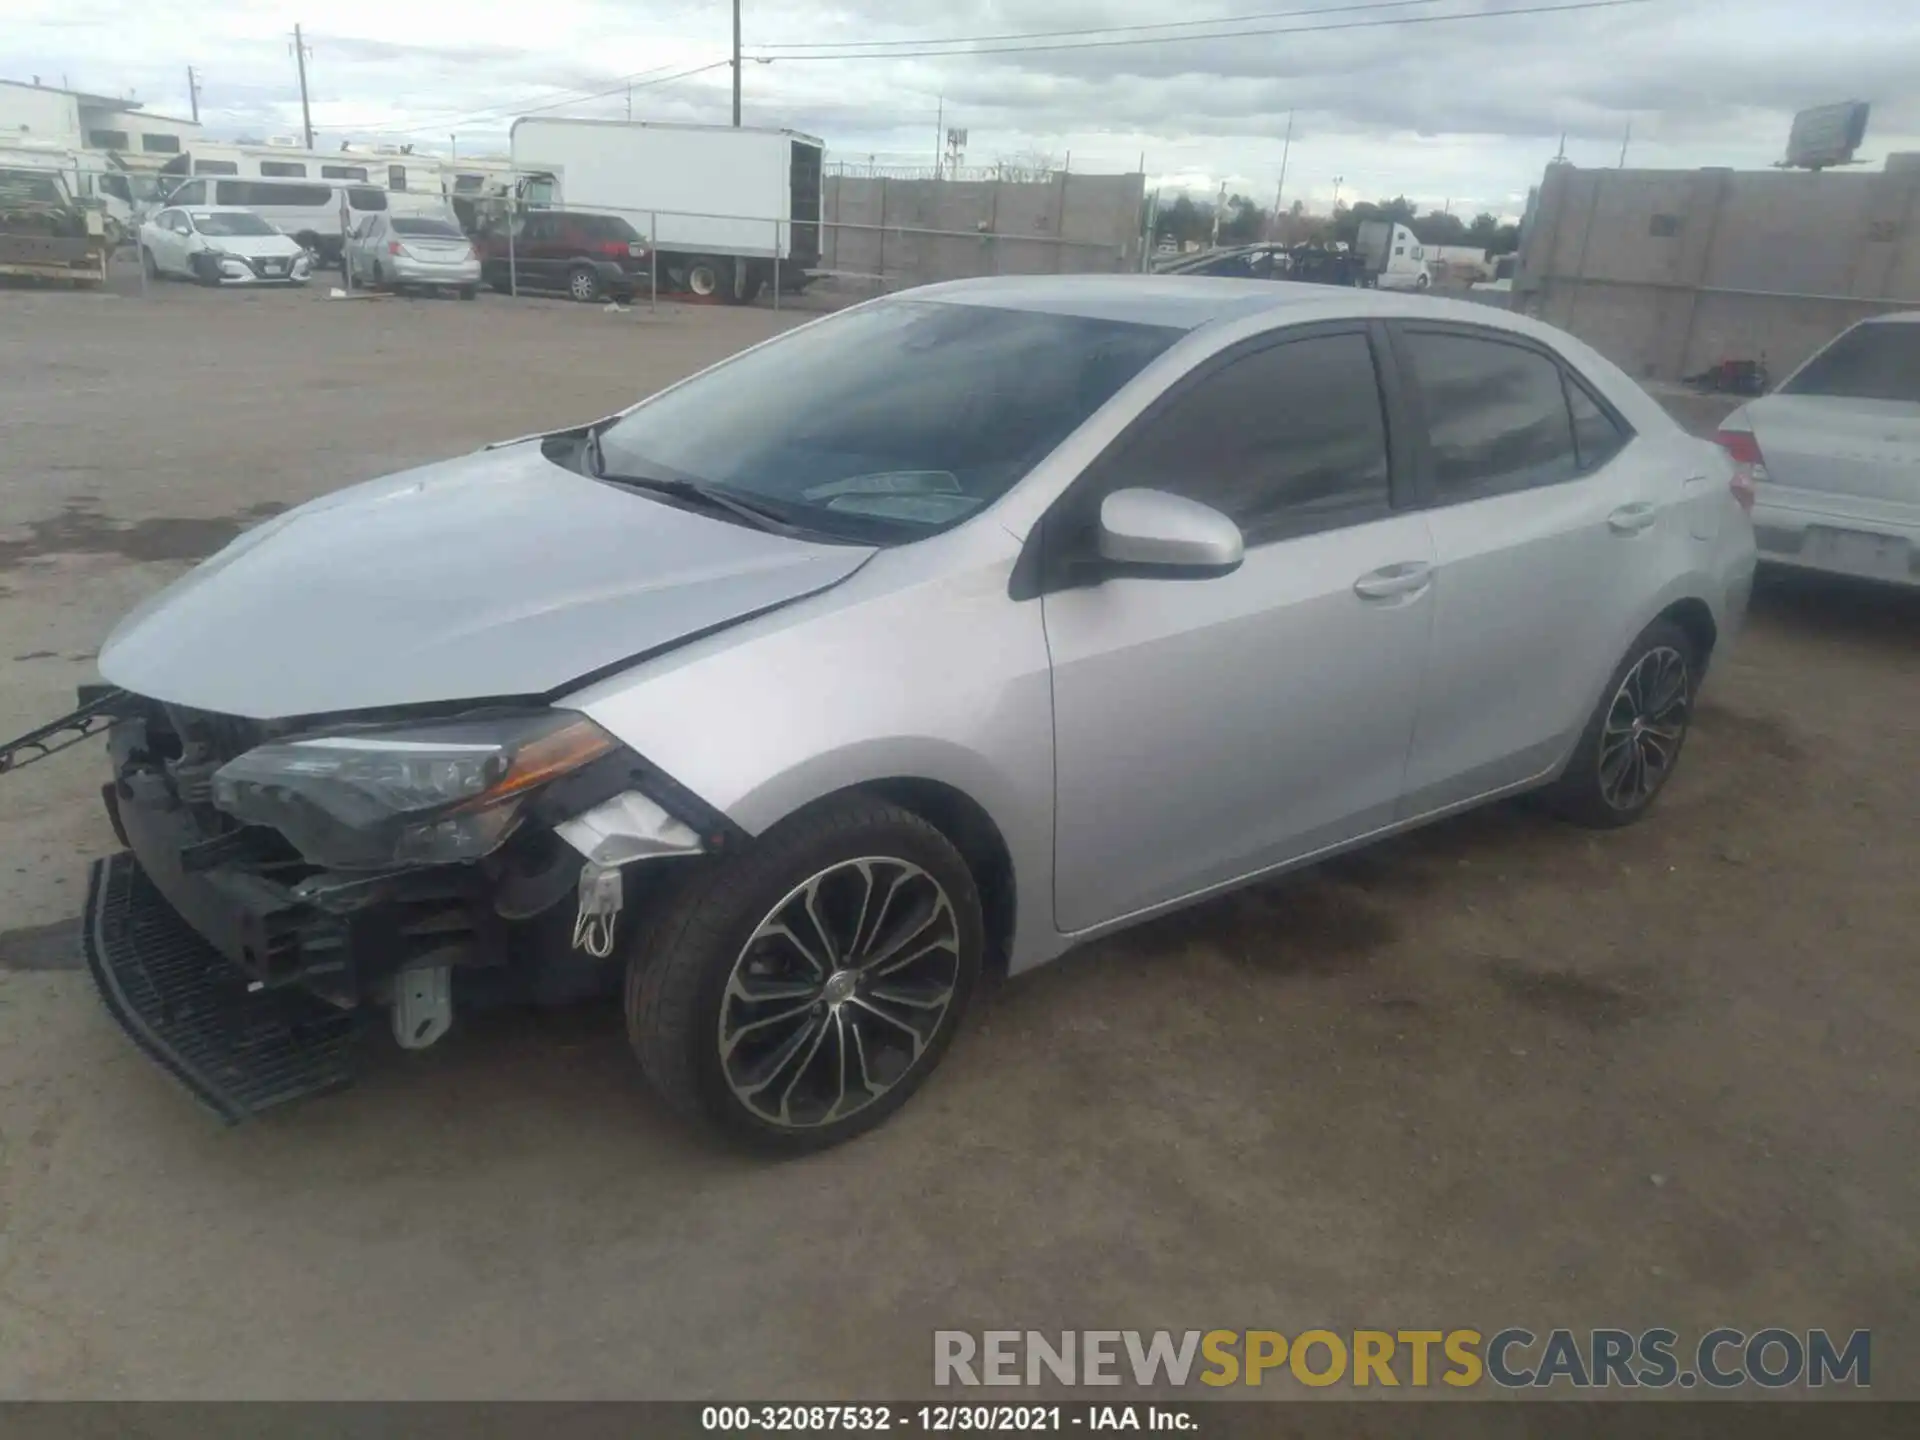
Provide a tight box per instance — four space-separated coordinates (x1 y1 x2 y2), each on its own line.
1353 561 1434 600
1609 502 1659 534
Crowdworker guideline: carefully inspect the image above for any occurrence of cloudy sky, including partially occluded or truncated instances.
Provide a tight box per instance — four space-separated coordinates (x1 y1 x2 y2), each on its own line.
8 0 1919 217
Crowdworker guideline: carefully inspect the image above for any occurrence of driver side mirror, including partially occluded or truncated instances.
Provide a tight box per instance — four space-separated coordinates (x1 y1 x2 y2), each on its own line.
1095 488 1244 578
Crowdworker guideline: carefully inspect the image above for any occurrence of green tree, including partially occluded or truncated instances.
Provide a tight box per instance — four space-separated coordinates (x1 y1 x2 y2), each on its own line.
1466 211 1502 248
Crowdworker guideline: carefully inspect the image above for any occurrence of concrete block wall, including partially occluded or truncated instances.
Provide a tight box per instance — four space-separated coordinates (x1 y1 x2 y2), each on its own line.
1517 162 1920 381
820 172 1144 289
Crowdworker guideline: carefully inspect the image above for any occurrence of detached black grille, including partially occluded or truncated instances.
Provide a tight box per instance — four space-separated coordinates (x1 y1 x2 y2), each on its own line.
84 852 360 1123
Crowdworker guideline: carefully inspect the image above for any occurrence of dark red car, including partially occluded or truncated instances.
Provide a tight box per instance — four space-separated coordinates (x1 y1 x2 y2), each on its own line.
475 210 650 303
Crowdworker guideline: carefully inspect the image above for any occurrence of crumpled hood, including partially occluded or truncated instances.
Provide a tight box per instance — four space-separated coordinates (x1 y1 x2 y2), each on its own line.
99 441 874 719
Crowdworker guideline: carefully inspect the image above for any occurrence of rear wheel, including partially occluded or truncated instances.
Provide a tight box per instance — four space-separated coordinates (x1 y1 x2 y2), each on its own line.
567 264 601 302
685 257 723 298
626 793 982 1153
1545 618 1698 829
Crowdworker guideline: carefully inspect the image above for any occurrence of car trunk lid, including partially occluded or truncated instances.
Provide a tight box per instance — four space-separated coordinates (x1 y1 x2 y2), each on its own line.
1746 395 1920 510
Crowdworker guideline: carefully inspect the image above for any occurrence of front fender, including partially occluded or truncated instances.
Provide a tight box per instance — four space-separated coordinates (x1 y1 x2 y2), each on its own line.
563 530 1069 973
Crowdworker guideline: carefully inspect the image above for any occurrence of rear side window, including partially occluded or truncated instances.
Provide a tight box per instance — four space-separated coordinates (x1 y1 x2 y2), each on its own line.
572 214 638 241
1103 330 1393 544
1402 331 1578 501
259 160 307 178
1783 323 1920 403
347 187 388 212
1567 379 1629 471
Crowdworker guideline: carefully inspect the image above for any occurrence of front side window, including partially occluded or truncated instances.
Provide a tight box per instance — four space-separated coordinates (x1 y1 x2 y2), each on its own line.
1098 330 1393 544
1782 322 1920 404
1402 330 1579 501
598 299 1180 542
98 174 132 202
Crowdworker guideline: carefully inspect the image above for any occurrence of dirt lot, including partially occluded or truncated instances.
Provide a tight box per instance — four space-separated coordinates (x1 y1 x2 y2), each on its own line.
0 273 1915 1401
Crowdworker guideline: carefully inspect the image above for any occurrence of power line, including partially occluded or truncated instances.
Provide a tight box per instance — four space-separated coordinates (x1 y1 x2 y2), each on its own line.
754 0 1464 52
748 0 1656 61
340 57 731 135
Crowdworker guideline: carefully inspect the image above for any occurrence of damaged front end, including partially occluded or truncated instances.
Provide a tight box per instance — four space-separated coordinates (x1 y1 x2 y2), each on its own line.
76 692 737 1122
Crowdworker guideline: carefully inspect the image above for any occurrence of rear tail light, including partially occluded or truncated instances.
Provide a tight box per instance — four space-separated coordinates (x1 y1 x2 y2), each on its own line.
627 240 646 259
388 240 404 256
599 240 629 258
1711 428 1764 513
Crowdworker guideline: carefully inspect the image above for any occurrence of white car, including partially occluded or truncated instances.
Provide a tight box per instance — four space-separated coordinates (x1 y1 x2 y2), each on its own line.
345 213 481 299
1715 312 1920 588
139 205 313 286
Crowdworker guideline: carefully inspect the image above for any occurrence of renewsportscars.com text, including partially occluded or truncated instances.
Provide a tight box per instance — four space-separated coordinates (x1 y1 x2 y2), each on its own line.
934 1328 1870 1390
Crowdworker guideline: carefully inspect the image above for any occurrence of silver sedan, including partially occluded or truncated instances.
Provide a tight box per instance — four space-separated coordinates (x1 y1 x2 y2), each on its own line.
345 212 481 298
85 278 1756 1150
1716 312 1920 588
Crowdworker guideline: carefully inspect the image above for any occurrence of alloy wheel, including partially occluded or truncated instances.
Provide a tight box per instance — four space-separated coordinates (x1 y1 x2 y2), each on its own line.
717 856 962 1130
569 269 597 301
1598 645 1689 810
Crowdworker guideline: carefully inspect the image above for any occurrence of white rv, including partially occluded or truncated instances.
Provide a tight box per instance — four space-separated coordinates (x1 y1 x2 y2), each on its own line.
153 173 393 261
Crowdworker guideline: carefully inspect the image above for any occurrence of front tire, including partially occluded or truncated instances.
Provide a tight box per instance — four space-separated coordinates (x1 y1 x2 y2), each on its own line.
626 794 983 1153
567 264 601 302
684 257 723 298
1545 618 1698 829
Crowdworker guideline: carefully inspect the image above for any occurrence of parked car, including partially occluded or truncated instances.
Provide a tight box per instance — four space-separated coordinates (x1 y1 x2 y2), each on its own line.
1715 312 1919 588
1157 244 1290 279
138 205 313 286
156 177 387 264
474 209 649 302
346 213 481 298
72 277 1754 1151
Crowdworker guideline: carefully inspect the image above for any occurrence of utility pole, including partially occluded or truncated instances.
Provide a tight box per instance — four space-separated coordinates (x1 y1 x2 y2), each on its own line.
186 65 202 124
1270 109 1293 240
731 0 742 126
1618 117 1632 168
933 95 944 179
291 25 314 150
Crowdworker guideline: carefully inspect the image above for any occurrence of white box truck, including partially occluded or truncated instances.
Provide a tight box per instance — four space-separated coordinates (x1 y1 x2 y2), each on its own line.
506 118 824 302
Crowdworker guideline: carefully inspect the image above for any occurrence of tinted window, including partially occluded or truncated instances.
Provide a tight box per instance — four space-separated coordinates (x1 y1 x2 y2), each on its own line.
392 218 463 238
598 299 1180 542
1783 323 1920 403
141 133 181 153
88 129 130 149
1403 331 1578 499
389 164 408 191
1103 332 1392 544
98 174 132 202
347 186 387 211
322 164 368 181
571 213 638 241
260 160 307 178
1567 379 1629 471
167 180 208 205
193 159 239 175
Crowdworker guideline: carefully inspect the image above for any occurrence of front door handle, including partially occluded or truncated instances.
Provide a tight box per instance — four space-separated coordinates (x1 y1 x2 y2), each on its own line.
1353 561 1434 600
1609 501 1659 534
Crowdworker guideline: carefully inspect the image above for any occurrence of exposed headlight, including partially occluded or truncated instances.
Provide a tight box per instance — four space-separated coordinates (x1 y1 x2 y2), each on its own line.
211 711 619 869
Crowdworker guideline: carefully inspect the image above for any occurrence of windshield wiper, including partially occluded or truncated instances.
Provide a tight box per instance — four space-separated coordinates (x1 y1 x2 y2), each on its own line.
599 468 807 535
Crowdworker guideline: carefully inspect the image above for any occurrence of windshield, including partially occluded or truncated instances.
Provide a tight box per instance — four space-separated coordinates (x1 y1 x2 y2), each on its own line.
1783 323 1920 404
192 211 279 237
392 218 464 238
0 169 65 205
596 299 1180 541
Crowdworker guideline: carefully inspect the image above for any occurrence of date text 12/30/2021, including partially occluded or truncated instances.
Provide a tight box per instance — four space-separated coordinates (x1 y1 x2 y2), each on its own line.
701 1405 1196 1432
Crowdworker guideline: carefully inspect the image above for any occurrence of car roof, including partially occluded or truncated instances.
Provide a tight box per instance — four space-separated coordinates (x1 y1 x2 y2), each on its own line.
905 273 1553 337
1859 310 1920 325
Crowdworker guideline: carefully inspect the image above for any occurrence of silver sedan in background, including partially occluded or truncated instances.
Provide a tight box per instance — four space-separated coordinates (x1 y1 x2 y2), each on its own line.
1715 311 1920 588
345 212 481 298
81 278 1755 1151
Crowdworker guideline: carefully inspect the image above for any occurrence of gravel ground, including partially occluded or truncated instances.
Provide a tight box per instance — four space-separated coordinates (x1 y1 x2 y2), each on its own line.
0 273 1914 1400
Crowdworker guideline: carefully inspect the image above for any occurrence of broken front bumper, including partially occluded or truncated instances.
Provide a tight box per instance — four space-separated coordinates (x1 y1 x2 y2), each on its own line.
84 851 360 1123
